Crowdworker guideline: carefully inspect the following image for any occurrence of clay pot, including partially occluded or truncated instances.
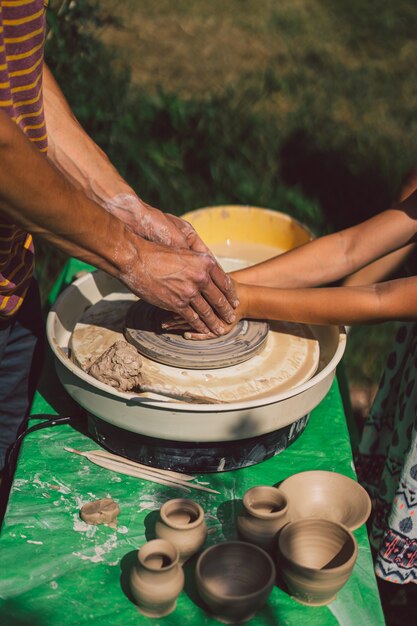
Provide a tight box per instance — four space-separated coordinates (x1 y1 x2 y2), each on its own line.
196 541 276 623
277 519 358 606
278 470 371 530
155 498 207 564
129 539 184 617
237 485 289 552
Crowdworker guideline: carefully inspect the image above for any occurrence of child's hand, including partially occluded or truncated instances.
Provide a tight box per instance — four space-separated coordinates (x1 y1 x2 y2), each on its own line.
162 278 246 340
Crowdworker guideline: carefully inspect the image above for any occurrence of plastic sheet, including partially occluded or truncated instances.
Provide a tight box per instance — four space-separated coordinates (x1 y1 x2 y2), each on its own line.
0 260 385 626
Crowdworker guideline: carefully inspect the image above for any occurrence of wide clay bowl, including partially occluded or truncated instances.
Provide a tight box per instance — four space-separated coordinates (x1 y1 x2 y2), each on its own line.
278 470 371 530
196 541 276 623
277 518 358 606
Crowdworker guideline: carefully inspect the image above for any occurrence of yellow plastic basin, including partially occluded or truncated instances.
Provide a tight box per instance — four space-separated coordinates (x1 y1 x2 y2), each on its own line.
182 205 312 260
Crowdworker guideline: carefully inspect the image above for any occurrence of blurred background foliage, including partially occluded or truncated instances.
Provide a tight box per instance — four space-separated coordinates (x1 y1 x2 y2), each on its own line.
40 0 417 389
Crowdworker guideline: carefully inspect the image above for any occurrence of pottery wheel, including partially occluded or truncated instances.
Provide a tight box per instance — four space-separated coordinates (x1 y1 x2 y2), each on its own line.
124 300 269 369
70 294 321 403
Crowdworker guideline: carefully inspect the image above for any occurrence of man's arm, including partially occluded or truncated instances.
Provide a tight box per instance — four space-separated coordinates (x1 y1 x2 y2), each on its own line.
43 65 202 246
42 65 237 330
0 110 233 333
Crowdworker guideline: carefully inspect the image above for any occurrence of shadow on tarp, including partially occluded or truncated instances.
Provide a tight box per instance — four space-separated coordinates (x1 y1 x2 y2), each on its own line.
255 601 284 626
143 509 159 541
216 498 242 541
0 600 44 626
182 553 207 612
119 549 138 606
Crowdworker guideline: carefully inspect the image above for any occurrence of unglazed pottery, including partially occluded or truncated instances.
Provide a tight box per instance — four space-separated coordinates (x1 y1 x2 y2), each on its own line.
277 519 358 606
237 486 289 552
155 498 207 564
196 541 276 623
70 290 320 403
125 299 270 370
278 470 371 530
129 539 184 617
79 497 120 528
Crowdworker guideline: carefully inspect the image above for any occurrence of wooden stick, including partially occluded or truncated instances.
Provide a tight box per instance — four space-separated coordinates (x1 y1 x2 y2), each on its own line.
67 447 196 481
65 448 220 494
139 383 224 404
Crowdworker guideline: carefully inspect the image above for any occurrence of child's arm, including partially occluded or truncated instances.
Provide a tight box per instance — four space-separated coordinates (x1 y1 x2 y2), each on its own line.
168 275 417 339
232 192 417 289
238 275 417 326
343 168 417 286
163 193 417 337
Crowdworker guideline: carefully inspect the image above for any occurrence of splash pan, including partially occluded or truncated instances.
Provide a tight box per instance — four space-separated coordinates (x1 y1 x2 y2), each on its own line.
47 270 346 448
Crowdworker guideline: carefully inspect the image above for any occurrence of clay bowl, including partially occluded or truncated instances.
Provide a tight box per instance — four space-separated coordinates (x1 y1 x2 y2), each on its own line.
278 470 371 530
196 541 276 623
277 519 358 606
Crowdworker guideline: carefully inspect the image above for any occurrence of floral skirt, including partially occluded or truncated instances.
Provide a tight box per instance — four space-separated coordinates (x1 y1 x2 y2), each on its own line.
356 323 417 584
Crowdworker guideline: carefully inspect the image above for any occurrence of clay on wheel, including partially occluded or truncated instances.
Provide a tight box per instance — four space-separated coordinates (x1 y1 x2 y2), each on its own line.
124 300 269 370
88 340 143 392
80 498 120 527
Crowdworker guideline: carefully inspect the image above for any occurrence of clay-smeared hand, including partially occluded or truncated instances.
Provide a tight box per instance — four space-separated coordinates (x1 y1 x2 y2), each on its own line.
162 278 246 339
104 195 238 330
105 194 209 253
122 240 239 335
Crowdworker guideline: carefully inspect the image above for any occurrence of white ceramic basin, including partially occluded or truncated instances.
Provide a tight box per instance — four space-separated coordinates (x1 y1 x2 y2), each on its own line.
46 270 346 443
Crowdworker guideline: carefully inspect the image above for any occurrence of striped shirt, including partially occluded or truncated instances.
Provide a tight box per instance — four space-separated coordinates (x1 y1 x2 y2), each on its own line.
0 0 47 318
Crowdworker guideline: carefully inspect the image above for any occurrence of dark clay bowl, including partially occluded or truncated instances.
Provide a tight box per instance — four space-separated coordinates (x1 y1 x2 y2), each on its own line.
196 541 276 623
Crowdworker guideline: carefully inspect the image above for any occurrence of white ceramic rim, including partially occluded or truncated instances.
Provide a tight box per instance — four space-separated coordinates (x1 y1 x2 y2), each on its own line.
46 271 346 413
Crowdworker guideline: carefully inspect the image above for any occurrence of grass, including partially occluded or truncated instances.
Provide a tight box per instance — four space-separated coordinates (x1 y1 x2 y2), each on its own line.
40 0 417 389
96 0 417 228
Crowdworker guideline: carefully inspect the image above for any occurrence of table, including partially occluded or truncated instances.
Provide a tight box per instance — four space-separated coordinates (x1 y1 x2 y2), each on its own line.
0 261 385 626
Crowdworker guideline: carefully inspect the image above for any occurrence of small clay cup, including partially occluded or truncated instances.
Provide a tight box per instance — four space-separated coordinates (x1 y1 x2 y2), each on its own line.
237 485 289 552
129 539 184 617
155 498 207 564
277 519 358 606
196 541 276 623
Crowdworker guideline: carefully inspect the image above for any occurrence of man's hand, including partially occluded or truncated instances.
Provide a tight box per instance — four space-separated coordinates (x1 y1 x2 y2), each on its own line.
42 65 237 330
104 194 203 249
105 194 238 329
160 278 246 339
121 240 240 334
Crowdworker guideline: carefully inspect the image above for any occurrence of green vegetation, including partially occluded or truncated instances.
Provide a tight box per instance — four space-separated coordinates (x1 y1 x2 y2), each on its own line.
39 0 417 387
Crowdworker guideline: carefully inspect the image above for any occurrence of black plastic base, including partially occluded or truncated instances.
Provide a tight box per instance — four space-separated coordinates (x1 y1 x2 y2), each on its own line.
88 413 310 473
